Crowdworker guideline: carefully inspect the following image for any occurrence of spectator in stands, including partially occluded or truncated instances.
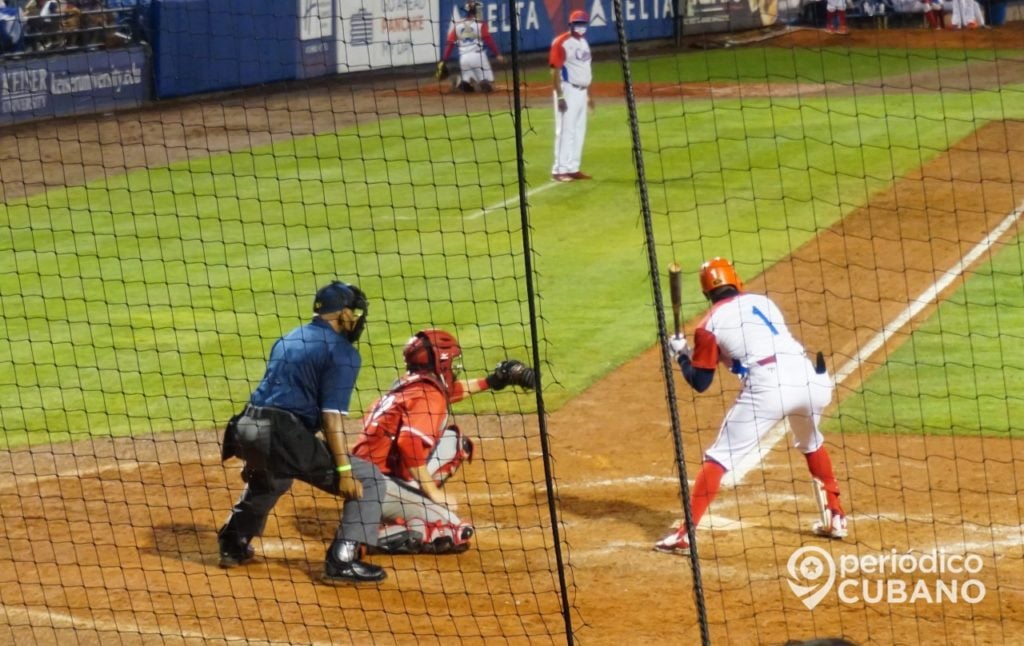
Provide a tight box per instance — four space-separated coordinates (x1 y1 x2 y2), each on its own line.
105 0 146 42
0 1 26 55
69 0 113 46
23 0 79 50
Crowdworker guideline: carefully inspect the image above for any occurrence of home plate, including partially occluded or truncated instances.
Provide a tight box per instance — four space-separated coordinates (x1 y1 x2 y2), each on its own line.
702 514 747 531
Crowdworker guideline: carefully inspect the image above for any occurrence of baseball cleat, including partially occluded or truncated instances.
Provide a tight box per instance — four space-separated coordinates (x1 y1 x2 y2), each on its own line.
551 173 573 182
653 530 690 556
812 512 848 539
568 171 592 180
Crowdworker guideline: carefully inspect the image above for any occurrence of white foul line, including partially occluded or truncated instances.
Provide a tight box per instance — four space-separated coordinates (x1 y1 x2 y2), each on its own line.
394 180 561 221
723 199 1024 487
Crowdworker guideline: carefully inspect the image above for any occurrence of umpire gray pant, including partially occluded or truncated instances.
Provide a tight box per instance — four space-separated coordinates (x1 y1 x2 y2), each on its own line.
221 406 385 547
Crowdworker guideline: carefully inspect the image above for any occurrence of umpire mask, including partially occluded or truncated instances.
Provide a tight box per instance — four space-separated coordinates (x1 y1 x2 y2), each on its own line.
314 281 369 343
344 285 369 343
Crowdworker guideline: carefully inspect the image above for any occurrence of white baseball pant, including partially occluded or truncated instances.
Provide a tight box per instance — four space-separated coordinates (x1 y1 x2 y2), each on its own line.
552 84 588 175
704 354 833 472
458 51 494 84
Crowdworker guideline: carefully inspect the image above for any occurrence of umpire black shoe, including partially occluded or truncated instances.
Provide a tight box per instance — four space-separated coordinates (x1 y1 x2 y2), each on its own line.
218 543 255 569
321 559 387 585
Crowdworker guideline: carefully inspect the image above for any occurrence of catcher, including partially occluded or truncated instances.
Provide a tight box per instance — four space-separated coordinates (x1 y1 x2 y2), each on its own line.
437 2 503 92
351 329 536 554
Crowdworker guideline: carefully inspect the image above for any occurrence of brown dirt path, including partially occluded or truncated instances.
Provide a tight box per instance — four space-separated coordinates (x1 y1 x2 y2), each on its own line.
554 119 1024 644
2 25 1024 646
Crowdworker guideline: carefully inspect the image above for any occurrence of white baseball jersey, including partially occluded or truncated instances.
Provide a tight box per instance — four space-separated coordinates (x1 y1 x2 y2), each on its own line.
450 19 487 56
691 292 832 472
549 30 592 176
443 18 501 85
549 31 592 89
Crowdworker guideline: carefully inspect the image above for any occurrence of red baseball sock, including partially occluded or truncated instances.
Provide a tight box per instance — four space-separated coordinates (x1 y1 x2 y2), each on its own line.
838 10 847 29
681 460 727 533
805 447 844 515
925 10 939 28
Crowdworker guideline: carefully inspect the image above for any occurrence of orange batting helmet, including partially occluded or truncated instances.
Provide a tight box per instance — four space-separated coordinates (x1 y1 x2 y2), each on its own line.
699 257 744 295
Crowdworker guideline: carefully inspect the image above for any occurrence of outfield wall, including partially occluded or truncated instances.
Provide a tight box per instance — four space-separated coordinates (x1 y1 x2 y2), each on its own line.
0 45 150 126
153 0 770 98
0 0 770 121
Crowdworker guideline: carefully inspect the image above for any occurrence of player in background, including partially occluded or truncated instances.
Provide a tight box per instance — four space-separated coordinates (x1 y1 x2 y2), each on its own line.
654 258 848 556
352 329 536 554
549 10 594 182
920 0 946 29
441 2 504 93
824 0 850 33
217 281 388 584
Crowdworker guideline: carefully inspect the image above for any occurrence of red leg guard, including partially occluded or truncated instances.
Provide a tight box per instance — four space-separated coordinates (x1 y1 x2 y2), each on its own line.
838 10 847 29
805 447 844 515
925 9 939 28
687 460 727 529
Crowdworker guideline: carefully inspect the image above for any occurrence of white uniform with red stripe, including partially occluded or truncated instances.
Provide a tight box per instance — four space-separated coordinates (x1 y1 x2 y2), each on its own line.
443 17 501 85
549 29 592 176
690 292 832 472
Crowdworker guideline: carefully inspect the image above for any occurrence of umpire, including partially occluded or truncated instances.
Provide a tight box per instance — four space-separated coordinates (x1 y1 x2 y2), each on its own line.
218 280 388 584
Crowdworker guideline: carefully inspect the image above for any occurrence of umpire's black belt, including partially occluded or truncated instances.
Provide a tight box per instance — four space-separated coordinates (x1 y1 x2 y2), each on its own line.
244 404 301 426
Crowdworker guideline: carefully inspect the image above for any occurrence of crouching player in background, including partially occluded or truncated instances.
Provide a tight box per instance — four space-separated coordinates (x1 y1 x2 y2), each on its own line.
352 329 536 554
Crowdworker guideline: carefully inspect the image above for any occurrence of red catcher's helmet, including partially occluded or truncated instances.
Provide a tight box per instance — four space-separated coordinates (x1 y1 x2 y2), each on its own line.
569 9 589 23
699 257 744 295
403 329 462 387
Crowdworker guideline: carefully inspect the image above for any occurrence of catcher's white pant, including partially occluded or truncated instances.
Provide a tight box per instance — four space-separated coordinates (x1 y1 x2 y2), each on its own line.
826 0 847 10
551 84 588 175
458 51 494 85
704 353 832 472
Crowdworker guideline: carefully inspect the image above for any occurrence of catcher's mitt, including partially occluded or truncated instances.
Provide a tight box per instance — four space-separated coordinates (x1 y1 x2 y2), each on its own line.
485 360 537 391
435 61 450 81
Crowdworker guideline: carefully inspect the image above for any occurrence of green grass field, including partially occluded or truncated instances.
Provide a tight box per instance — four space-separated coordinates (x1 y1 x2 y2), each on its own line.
2 46 1023 446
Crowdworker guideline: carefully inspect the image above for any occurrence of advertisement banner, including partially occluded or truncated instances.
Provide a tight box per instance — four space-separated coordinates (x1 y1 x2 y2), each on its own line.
336 0 440 73
681 0 777 32
0 45 149 126
299 0 337 78
437 0 675 56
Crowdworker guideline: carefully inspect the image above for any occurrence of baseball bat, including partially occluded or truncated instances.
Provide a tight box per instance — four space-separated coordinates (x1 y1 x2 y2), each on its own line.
668 262 682 337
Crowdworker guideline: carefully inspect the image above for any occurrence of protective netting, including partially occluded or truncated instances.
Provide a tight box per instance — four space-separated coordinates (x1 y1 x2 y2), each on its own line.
619 20 1024 646
2 2 1024 645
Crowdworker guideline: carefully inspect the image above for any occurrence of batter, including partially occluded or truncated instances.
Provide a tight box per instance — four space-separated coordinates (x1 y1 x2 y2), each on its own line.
655 257 848 556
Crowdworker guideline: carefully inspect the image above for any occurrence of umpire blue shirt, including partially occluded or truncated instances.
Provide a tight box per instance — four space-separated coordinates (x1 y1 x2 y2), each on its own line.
249 318 361 431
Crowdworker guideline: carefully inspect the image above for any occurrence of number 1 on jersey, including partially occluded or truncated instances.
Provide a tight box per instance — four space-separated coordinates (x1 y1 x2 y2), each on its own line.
752 306 779 335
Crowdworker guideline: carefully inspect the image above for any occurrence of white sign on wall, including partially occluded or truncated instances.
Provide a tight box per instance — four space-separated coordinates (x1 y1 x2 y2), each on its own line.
301 0 334 40
336 0 439 73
